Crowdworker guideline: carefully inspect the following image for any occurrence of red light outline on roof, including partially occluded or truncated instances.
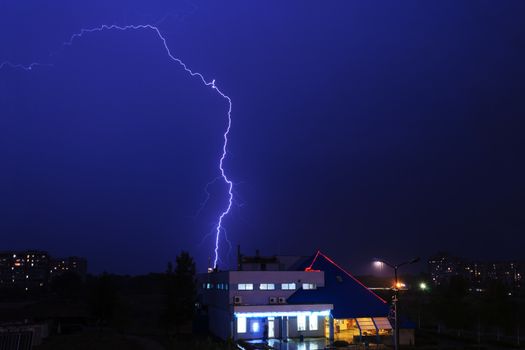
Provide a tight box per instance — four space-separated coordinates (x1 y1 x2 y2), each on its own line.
305 250 387 304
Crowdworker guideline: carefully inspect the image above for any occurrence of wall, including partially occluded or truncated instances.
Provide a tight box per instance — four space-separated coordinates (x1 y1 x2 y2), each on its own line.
229 271 324 306
208 305 232 340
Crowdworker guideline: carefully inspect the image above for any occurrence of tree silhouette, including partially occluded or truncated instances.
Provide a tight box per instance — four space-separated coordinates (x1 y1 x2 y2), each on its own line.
161 251 196 333
89 273 119 326
51 271 83 300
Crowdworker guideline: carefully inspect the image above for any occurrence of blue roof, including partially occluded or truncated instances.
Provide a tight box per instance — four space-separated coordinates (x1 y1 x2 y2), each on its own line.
287 251 390 319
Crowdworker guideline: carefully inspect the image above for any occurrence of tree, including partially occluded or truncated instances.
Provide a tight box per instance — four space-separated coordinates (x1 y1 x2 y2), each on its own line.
479 280 512 331
89 273 119 326
50 271 83 300
161 251 196 333
435 275 471 329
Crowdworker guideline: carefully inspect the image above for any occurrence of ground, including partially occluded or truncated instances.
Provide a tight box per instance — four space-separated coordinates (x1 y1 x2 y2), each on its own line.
34 332 145 350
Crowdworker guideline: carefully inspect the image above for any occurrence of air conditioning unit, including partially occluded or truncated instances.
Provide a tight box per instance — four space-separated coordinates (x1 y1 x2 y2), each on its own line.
278 297 286 304
269 297 278 304
233 296 242 305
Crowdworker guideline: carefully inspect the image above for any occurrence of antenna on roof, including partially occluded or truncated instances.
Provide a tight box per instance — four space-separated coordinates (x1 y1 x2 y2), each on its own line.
207 256 213 273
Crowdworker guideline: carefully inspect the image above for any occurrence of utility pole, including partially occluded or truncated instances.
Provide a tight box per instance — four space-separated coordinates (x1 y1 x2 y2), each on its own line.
374 257 420 350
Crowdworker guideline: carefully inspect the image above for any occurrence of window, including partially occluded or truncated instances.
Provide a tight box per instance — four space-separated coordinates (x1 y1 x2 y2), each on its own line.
309 315 318 330
259 283 275 290
238 283 253 290
237 317 247 333
251 320 260 332
281 283 296 290
297 314 306 331
302 283 317 290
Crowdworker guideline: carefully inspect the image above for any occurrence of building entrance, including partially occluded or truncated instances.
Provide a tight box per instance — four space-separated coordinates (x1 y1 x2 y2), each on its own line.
268 317 275 338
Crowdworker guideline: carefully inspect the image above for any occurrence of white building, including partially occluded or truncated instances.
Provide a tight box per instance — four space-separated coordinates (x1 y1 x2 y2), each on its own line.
197 250 392 344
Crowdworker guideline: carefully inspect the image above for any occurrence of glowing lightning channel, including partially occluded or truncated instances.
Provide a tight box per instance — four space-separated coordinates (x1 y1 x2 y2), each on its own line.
0 61 51 71
1 23 233 269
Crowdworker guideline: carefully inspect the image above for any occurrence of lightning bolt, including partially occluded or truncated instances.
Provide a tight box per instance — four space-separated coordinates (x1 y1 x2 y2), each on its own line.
1 23 233 269
0 61 52 71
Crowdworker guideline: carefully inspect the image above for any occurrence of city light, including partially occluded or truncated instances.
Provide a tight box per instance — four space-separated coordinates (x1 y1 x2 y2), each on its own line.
395 282 406 289
419 282 427 290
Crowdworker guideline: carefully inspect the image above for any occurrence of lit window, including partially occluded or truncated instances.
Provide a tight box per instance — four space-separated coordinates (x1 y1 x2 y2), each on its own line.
309 315 318 330
302 283 316 290
281 283 296 290
237 317 247 333
297 314 306 331
259 283 275 290
251 320 260 332
238 283 253 290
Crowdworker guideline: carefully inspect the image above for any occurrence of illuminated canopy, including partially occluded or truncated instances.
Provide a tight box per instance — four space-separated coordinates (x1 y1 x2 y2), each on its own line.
234 310 331 318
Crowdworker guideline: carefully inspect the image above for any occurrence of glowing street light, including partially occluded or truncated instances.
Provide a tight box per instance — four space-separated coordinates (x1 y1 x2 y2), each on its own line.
419 282 428 291
395 282 406 289
373 257 420 350
374 261 384 268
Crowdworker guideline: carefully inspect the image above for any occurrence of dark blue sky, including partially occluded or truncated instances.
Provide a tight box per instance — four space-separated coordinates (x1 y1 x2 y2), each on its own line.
1 1 524 274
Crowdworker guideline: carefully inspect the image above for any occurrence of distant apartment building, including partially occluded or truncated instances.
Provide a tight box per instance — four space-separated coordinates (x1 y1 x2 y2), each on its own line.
428 253 522 293
49 256 88 281
0 250 87 292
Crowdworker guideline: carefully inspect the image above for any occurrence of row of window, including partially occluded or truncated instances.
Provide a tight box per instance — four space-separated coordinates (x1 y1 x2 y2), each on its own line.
297 314 318 331
203 282 317 291
238 283 316 291
203 283 229 290
236 315 318 333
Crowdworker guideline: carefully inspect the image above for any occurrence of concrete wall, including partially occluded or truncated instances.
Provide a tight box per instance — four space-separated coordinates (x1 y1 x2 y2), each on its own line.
208 305 232 340
229 271 324 306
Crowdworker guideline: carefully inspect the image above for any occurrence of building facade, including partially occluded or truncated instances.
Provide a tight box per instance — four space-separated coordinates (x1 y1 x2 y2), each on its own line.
0 250 87 293
198 250 392 344
428 253 523 293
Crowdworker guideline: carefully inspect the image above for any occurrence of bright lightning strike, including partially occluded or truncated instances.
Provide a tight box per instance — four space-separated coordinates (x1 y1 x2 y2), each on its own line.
1 23 233 269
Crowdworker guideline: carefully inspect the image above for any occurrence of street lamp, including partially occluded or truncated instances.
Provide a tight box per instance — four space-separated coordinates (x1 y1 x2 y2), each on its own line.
374 257 420 350
418 281 428 329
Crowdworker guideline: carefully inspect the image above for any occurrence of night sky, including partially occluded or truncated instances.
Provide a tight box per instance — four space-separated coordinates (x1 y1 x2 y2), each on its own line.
1 1 524 275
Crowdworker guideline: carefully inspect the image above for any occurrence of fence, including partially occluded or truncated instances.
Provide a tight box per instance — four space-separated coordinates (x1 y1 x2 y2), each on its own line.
0 331 33 350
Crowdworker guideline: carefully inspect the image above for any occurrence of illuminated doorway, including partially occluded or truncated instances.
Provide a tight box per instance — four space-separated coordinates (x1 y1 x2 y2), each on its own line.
268 317 275 338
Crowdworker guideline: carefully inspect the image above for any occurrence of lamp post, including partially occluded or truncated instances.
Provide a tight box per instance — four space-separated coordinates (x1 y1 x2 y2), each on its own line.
374 257 420 350
418 282 428 329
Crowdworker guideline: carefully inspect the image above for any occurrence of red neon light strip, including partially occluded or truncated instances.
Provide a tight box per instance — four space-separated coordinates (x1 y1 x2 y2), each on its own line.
305 250 387 304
